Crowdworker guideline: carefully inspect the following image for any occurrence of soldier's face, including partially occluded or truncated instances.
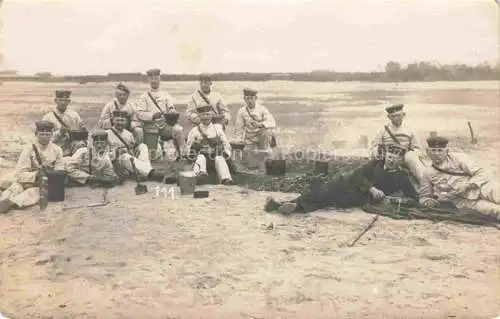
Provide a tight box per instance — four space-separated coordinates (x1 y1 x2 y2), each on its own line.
93 140 107 151
36 129 53 145
149 75 160 89
244 95 257 108
113 117 127 129
200 112 212 124
388 112 405 126
115 89 129 104
427 147 447 164
200 80 212 93
384 152 403 169
55 97 70 110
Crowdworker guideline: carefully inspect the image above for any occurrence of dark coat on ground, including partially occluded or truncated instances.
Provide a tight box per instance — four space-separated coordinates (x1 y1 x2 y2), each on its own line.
292 159 418 213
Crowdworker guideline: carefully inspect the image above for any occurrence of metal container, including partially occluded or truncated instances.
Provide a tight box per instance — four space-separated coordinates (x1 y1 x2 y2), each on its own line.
178 170 196 195
46 170 66 202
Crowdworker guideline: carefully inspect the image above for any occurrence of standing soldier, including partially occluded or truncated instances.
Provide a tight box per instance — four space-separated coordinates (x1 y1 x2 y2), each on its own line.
135 68 185 161
419 136 500 220
235 88 277 153
370 104 426 183
97 83 144 143
185 106 233 185
65 131 122 187
0 121 65 213
106 110 165 182
186 73 230 129
42 90 88 156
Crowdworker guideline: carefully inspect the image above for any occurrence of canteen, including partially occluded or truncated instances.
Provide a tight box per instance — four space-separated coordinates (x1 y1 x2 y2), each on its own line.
314 161 329 175
265 159 286 176
46 170 66 202
178 170 196 195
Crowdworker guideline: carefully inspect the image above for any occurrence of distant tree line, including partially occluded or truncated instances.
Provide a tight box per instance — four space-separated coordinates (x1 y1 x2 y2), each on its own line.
0 61 498 82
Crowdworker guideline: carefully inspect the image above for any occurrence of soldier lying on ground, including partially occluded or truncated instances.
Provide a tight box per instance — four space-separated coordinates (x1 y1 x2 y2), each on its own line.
42 90 87 157
185 105 234 185
265 144 418 215
0 121 65 213
419 136 500 221
106 110 166 182
65 131 123 188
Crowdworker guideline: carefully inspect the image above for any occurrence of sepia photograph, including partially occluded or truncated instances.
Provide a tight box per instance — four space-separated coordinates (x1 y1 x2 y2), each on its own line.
0 0 499 318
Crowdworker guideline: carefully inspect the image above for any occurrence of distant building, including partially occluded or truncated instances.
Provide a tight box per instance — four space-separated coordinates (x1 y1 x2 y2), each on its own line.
270 73 291 80
35 72 52 78
0 70 18 76
107 72 144 81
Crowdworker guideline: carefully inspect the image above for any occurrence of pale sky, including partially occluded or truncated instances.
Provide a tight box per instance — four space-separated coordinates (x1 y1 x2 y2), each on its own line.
0 0 498 75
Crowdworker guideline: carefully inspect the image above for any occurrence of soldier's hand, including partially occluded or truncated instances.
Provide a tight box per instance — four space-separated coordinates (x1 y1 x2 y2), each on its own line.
152 112 163 120
369 187 385 200
59 126 69 135
116 148 127 157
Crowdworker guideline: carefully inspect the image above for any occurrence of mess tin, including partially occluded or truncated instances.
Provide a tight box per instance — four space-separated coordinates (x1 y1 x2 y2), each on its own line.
69 130 89 141
164 112 180 126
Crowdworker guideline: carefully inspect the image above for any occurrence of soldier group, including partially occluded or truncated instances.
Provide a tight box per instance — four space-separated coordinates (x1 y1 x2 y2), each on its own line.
0 68 499 221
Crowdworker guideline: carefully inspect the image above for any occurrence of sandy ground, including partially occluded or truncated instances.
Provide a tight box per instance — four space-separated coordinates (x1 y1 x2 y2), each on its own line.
0 81 499 318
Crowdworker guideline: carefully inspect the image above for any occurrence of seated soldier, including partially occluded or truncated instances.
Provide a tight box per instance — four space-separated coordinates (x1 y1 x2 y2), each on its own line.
97 83 144 143
186 74 230 129
265 144 418 215
106 110 165 182
420 136 500 220
0 121 65 213
65 131 122 188
235 87 277 153
369 104 427 183
185 105 233 185
42 90 88 156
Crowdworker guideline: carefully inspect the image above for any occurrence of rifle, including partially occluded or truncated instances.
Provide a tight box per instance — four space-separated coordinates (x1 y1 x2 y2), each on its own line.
32 144 50 185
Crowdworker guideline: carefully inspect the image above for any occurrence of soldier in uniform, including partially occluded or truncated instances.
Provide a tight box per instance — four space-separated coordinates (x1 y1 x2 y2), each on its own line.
419 136 500 220
234 88 277 153
185 106 233 185
186 73 230 128
135 68 185 160
370 104 427 183
265 144 418 215
65 131 122 187
97 83 144 143
42 90 88 156
0 121 65 213
106 110 165 182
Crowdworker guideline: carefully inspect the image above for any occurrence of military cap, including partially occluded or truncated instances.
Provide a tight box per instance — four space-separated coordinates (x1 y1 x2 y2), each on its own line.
196 105 213 113
426 136 449 148
199 73 212 82
35 120 54 131
55 90 71 98
146 68 161 76
385 144 407 156
112 110 129 117
91 131 108 141
243 87 258 96
116 83 130 94
385 104 404 114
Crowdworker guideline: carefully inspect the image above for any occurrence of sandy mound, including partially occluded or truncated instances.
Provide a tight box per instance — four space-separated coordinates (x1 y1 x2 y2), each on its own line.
1 182 499 318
